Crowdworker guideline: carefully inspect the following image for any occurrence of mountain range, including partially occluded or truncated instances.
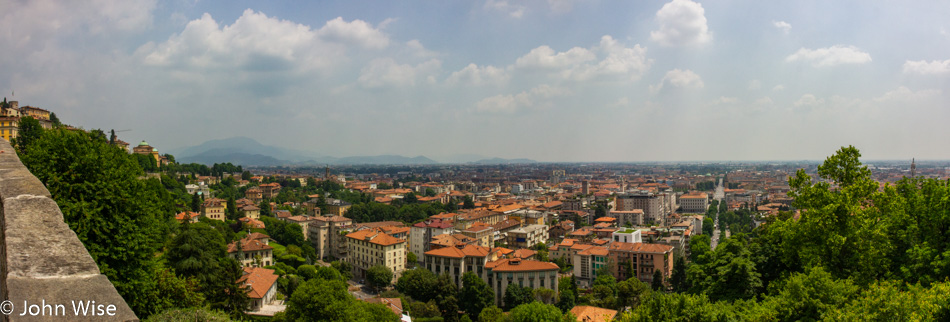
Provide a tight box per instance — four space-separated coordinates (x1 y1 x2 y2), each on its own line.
169 137 536 166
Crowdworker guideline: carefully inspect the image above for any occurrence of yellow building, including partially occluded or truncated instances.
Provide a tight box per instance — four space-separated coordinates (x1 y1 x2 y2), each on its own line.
0 117 18 141
132 141 161 163
345 228 406 282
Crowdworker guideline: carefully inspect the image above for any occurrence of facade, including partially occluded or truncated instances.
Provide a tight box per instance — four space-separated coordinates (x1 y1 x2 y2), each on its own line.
285 215 316 241
326 198 352 216
409 219 456 261
202 198 227 221
239 267 279 313
132 141 161 164
615 191 667 226
259 183 281 199
460 225 494 248
506 224 549 249
0 117 18 142
242 205 261 219
345 228 407 281
228 233 274 268
573 246 609 287
611 229 643 243
608 210 644 226
423 244 490 287
607 242 674 284
485 258 559 307
245 187 263 203
308 215 353 260
679 192 709 213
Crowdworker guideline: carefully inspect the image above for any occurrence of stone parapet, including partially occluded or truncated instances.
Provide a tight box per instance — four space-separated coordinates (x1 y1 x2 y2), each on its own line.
0 139 137 321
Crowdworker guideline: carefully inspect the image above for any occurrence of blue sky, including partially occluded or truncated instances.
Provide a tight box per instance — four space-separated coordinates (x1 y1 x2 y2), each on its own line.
2 0 949 161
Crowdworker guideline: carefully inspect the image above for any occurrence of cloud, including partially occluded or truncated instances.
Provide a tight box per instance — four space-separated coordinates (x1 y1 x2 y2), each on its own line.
902 59 950 75
754 96 774 105
446 64 510 86
712 96 738 104
785 45 872 67
748 80 761 90
317 17 390 49
0 0 156 48
773 21 791 34
484 0 526 18
650 0 712 47
650 68 704 93
794 94 824 107
474 84 570 113
515 46 596 70
772 85 785 91
515 35 651 81
358 58 442 88
873 86 941 102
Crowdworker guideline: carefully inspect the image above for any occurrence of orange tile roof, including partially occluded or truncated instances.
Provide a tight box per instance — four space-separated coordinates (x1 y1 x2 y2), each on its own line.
488 259 559 272
594 217 617 222
570 305 618 322
345 228 406 246
175 211 200 222
607 242 673 254
238 267 279 299
511 249 537 259
577 246 609 256
227 233 273 253
425 244 490 259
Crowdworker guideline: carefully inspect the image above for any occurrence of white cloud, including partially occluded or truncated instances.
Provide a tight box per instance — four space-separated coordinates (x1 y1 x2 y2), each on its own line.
873 86 941 102
475 84 570 113
902 59 950 75
317 16 390 49
772 85 785 91
515 46 596 70
650 68 704 93
446 64 510 86
713 96 738 104
650 0 712 47
754 96 774 105
785 45 872 67
358 58 442 88
0 0 156 48
794 94 824 107
748 79 761 90
485 0 526 18
515 35 651 81
773 20 791 34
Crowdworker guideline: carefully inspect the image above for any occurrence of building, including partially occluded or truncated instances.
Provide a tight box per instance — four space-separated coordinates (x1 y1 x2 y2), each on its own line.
506 224 549 249
228 233 274 268
485 258 559 307
607 242 674 284
461 224 494 249
175 211 200 223
424 244 491 287
326 198 352 216
509 209 546 225
679 192 709 213
573 246 609 287
570 306 617 322
612 228 643 243
0 117 18 141
615 191 667 226
259 183 281 199
245 187 263 203
239 267 279 314
242 205 261 219
345 228 407 281
608 210 644 227
132 140 161 164
409 219 456 261
285 215 316 240
202 198 227 221
308 215 353 260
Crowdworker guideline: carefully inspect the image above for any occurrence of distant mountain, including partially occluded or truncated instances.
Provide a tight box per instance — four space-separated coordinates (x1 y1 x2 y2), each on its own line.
472 157 538 164
333 155 438 165
179 150 288 166
168 136 322 162
171 137 439 166
432 153 488 164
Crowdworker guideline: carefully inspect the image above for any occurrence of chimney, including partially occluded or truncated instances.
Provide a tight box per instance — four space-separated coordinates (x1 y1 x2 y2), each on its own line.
509 258 521 265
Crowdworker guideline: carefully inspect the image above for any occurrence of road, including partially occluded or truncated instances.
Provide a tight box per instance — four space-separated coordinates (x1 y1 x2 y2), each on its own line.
711 177 723 250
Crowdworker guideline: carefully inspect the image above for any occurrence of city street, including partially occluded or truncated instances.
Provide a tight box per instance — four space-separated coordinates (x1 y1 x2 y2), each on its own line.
711 177 724 250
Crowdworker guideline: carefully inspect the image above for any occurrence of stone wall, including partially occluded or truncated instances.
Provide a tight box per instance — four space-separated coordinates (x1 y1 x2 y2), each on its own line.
0 139 137 321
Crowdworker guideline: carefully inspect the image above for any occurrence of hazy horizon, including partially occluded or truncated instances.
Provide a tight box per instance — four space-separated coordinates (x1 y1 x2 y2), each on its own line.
2 1 949 162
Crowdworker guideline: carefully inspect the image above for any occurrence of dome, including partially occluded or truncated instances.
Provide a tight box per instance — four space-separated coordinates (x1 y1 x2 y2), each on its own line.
138 141 149 146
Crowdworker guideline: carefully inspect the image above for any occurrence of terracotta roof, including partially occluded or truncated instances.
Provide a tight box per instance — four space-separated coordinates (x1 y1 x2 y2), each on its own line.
511 249 537 259
346 228 405 246
364 298 403 315
239 267 279 299
490 247 514 256
227 233 273 253
577 246 609 256
542 201 563 208
594 217 617 222
570 306 618 322
315 215 352 222
413 219 453 229
491 219 521 231
175 211 200 222
607 242 674 254
488 258 559 272
425 244 490 259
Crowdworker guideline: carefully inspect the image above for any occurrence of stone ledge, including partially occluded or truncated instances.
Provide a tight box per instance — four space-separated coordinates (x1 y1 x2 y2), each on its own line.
5 275 137 321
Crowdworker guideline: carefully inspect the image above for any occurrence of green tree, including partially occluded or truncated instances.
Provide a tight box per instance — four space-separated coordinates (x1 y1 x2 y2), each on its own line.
367 264 394 292
332 261 353 280
190 192 202 212
280 278 400 322
407 252 418 268
652 269 664 291
396 268 439 302
460 272 494 319
533 288 556 305
503 284 535 310
14 116 42 153
507 302 572 322
21 128 173 317
49 112 62 127
478 305 504 322
669 256 688 292
405 192 419 204
463 196 475 209
226 196 238 220
616 277 651 311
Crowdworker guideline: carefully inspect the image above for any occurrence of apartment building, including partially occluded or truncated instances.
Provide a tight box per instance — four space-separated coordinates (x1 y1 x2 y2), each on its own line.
202 198 227 221
573 246 609 287
346 228 407 282
424 244 490 287
506 224 549 249
608 210 644 227
485 258 559 307
679 192 709 213
228 233 274 268
308 215 353 260
607 242 673 284
410 219 456 261
615 191 667 226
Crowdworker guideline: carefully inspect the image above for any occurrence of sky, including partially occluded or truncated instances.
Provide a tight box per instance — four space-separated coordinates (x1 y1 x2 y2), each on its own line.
2 0 949 162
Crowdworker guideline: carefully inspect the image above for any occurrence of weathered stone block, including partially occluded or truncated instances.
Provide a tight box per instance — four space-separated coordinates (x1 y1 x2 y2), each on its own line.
2 197 64 231
0 167 51 199
6 275 138 321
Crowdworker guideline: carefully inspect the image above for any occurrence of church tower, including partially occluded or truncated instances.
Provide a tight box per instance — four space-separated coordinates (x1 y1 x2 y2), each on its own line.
911 158 916 178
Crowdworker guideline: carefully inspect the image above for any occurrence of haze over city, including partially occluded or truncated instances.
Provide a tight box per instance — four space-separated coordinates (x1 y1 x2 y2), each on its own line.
2 0 949 161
